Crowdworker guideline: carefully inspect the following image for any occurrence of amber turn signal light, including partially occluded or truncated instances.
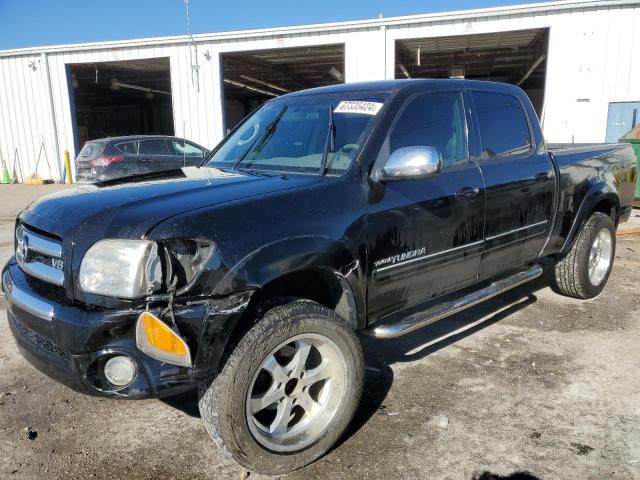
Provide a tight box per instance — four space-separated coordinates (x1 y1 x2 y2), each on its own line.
136 311 192 368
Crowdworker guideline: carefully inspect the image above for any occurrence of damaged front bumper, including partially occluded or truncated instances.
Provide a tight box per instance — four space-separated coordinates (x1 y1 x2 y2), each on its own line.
2 261 250 399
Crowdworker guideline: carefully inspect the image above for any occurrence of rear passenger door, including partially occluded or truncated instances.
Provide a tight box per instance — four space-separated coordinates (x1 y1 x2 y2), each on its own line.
470 90 555 279
113 140 141 178
138 139 174 174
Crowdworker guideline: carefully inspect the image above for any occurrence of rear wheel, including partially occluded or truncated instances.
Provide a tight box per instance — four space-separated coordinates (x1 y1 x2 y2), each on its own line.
552 212 616 299
198 299 364 475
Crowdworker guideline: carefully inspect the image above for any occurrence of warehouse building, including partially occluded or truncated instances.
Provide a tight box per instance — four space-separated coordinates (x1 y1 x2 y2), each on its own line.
0 0 639 181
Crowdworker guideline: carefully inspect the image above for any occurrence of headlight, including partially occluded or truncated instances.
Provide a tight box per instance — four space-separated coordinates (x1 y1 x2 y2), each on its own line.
163 238 214 293
79 239 162 299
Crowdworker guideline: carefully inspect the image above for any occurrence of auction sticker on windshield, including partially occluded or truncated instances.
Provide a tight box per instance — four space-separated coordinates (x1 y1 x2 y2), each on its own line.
334 101 383 115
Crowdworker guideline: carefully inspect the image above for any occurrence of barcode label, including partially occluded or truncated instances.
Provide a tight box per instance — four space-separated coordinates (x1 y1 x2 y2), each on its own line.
333 101 384 116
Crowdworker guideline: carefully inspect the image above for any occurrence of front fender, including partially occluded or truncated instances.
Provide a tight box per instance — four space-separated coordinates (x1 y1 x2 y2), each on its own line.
214 236 365 327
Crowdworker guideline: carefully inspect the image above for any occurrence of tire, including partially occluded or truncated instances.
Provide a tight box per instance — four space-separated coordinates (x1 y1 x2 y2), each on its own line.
553 212 616 299
198 299 364 475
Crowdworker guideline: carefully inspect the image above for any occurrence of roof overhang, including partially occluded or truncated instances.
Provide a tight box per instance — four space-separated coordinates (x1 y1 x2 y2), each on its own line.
0 0 637 58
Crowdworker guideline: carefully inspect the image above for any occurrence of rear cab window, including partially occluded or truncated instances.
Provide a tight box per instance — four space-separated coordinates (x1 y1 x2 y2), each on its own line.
471 91 532 159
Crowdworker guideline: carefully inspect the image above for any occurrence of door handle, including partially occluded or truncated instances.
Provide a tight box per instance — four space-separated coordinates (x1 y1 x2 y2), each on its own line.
455 186 480 199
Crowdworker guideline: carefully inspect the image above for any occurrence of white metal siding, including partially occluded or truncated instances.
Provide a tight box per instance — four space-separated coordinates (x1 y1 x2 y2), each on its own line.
542 5 640 142
0 54 60 182
0 0 639 182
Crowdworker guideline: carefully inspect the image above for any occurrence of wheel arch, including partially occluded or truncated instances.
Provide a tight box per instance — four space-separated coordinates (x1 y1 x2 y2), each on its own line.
245 267 360 328
211 236 365 370
560 185 619 254
214 267 361 374
214 236 364 322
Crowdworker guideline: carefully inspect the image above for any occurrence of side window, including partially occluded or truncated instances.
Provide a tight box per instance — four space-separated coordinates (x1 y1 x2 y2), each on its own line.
170 140 204 157
471 91 531 159
390 92 467 168
139 139 170 156
115 141 138 155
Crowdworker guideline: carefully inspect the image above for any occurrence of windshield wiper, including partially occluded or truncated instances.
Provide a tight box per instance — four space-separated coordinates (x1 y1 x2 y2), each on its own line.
234 106 288 169
319 105 336 176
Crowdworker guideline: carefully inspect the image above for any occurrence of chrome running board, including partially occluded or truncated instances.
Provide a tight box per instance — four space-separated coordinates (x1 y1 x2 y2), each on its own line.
370 264 543 339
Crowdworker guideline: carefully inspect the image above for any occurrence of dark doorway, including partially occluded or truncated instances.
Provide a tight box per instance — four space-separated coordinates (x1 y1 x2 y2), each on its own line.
395 28 549 116
221 44 345 131
69 58 174 152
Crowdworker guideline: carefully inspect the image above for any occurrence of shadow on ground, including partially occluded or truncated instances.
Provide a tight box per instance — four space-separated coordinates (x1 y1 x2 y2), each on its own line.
162 389 201 418
473 472 541 480
162 278 548 452
340 277 546 445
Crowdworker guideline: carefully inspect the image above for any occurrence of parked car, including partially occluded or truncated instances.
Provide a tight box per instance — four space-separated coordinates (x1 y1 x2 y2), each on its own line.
74 135 210 182
3 80 637 475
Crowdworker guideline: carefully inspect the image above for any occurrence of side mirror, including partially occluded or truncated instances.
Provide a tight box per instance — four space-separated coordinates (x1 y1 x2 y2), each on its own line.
376 146 442 182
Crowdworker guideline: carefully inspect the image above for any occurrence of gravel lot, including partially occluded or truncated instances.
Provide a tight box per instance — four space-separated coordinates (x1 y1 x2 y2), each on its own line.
1 185 639 480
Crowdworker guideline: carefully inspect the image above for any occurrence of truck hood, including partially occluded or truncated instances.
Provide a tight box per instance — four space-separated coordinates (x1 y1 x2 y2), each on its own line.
19 166 321 241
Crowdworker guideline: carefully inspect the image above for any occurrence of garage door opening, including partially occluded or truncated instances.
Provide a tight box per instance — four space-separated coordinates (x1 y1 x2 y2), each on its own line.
221 44 345 131
395 28 549 115
69 58 174 151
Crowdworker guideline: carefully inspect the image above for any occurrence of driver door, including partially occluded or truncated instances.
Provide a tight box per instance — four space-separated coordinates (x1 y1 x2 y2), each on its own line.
366 91 486 321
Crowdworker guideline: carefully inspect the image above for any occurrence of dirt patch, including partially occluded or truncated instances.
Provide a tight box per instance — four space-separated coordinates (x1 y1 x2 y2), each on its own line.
570 442 594 455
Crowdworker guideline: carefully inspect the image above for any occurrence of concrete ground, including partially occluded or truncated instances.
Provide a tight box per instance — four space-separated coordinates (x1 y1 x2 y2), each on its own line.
0 184 639 480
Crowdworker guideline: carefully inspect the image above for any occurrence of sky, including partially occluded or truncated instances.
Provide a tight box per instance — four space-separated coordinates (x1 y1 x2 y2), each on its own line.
0 0 545 50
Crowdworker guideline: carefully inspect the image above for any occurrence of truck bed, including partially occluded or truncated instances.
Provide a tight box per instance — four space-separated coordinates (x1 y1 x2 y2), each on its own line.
542 142 637 255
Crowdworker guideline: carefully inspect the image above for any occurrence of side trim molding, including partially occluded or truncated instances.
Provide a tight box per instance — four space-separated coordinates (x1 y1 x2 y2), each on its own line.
485 220 548 242
375 240 483 274
374 219 547 274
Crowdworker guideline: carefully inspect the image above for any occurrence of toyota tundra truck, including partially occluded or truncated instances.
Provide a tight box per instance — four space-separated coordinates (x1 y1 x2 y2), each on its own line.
2 80 637 474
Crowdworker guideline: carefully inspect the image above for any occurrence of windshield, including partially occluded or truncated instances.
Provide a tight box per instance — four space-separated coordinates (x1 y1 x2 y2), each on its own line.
208 92 388 175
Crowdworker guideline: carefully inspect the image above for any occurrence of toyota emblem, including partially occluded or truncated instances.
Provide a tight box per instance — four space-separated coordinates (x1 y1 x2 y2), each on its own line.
16 234 29 263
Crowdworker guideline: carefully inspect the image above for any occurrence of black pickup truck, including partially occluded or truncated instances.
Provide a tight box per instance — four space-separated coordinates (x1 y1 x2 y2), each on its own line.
2 80 637 474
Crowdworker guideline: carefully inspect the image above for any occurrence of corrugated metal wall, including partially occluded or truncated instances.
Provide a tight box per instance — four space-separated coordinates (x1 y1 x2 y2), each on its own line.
0 42 220 182
0 53 59 182
0 1 639 182
384 2 640 143
0 27 384 181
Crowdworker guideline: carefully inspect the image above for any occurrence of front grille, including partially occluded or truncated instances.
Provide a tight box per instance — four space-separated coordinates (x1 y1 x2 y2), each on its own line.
13 317 71 361
16 224 65 287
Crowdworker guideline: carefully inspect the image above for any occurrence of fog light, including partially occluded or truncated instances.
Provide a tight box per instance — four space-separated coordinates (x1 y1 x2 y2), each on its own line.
103 355 137 387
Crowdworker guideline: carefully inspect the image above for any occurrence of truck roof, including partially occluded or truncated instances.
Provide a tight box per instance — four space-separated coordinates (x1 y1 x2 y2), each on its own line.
282 78 524 98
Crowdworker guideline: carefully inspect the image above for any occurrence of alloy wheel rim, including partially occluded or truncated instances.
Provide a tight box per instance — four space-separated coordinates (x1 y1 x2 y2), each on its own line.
245 333 347 453
588 228 613 286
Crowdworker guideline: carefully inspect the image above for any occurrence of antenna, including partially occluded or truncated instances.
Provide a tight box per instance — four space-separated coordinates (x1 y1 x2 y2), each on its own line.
183 0 200 91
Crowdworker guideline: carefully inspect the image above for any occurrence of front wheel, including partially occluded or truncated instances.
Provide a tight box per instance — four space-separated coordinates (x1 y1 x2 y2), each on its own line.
198 299 364 475
552 212 616 299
